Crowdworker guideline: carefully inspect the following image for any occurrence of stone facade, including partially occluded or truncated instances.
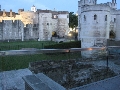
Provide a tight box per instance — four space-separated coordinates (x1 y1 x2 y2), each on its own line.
0 6 69 41
0 20 24 41
78 0 120 56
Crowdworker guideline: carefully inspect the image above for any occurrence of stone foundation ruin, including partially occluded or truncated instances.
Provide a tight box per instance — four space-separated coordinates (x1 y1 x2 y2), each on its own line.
29 59 116 89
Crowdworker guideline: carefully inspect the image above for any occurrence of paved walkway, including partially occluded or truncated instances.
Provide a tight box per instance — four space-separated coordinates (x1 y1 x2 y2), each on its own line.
0 68 32 90
71 74 120 90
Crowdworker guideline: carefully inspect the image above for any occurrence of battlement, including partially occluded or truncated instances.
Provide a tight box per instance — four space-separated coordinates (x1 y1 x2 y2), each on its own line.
81 4 111 12
78 0 117 9
0 9 17 17
78 0 97 7
37 9 69 14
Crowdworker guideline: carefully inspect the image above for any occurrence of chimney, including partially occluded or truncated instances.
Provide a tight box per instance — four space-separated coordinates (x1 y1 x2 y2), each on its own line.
3 9 6 17
10 9 12 17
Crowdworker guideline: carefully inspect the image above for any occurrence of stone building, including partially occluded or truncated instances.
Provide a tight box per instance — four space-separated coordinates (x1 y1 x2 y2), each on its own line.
0 5 69 41
78 0 119 55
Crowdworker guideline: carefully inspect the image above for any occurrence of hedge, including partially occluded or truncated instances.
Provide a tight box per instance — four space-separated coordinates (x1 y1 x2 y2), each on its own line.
44 41 81 49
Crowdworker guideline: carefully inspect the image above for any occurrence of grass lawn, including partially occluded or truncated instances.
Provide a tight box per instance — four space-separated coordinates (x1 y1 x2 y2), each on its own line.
0 41 56 51
0 41 81 71
0 52 81 71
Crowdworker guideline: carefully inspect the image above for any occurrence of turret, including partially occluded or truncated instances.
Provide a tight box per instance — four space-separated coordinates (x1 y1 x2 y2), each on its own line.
31 5 36 12
112 0 114 3
111 0 117 9
3 9 6 17
0 5 1 11
79 0 97 6
10 9 12 17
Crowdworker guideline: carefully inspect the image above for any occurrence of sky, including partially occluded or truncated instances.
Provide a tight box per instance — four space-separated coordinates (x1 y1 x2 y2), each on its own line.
1 0 120 13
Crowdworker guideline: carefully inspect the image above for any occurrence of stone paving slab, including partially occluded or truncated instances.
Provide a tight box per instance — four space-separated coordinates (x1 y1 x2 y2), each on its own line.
23 73 66 90
71 75 120 90
0 68 32 90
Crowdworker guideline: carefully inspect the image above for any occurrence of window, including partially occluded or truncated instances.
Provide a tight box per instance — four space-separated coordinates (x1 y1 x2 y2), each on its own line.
67 15 69 18
94 14 97 20
114 18 116 22
54 15 57 18
105 15 107 21
33 24 36 27
84 15 86 21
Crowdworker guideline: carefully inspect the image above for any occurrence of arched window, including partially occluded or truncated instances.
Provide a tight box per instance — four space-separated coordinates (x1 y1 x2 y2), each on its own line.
105 15 107 21
94 14 97 20
84 15 86 21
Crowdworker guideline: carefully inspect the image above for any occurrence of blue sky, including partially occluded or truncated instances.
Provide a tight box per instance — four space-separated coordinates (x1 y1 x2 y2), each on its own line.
1 0 120 13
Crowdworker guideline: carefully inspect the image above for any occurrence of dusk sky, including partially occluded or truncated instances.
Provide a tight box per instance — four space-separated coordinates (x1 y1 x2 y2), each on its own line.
1 0 120 13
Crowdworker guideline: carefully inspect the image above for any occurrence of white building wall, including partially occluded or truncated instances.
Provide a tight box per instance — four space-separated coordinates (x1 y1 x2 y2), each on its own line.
78 0 113 56
115 14 120 40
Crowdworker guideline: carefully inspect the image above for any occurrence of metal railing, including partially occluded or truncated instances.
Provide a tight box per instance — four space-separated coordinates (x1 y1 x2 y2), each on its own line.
0 47 106 56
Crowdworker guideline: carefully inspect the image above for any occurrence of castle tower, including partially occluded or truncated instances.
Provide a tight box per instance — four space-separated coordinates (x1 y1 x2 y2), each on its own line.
78 1 111 57
31 5 36 12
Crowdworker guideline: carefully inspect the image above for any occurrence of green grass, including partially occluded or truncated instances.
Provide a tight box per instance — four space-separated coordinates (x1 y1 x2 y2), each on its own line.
0 41 56 51
0 52 81 71
0 41 81 71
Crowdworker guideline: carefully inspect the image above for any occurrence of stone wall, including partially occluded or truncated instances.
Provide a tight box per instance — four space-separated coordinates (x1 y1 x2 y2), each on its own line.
0 7 69 41
24 24 39 40
0 22 3 40
0 20 24 41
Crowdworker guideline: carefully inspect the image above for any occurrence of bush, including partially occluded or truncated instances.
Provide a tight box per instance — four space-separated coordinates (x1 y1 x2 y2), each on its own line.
44 41 81 49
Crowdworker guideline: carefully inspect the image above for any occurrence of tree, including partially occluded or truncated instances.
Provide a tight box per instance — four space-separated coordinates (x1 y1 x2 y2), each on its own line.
69 12 78 29
69 12 78 40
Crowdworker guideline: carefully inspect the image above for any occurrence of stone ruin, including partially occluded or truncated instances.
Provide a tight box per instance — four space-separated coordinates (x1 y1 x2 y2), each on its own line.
29 59 116 89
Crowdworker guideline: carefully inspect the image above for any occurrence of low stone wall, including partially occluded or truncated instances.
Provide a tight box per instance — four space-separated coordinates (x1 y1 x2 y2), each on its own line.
23 73 66 90
107 39 120 46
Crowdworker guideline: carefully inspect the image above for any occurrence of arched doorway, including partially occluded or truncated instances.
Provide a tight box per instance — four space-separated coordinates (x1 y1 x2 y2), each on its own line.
109 30 116 39
52 31 57 37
